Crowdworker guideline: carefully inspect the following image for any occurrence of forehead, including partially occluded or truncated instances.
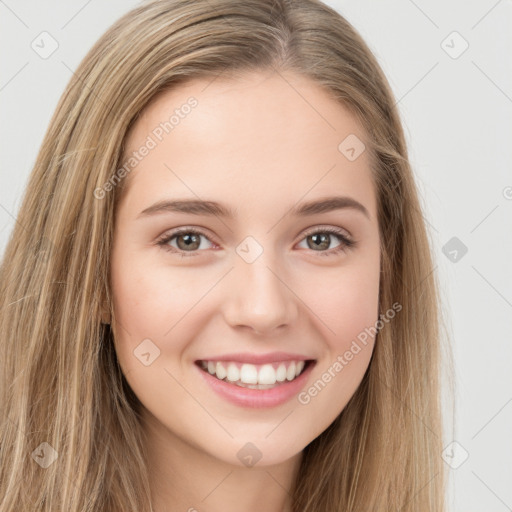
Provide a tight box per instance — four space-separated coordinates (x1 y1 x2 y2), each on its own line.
118 70 376 220
127 69 366 149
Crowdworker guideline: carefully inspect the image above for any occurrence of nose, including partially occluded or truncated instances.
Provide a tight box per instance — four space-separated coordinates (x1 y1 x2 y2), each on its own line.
222 256 299 336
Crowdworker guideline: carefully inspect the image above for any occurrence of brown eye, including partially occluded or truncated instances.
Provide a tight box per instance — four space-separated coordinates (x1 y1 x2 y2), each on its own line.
297 228 355 256
175 232 201 251
156 228 215 256
306 233 332 251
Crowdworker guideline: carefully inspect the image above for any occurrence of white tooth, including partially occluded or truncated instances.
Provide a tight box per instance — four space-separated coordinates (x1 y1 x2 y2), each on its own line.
276 364 287 382
286 362 296 381
258 364 277 385
295 361 305 377
226 363 240 382
216 362 227 380
207 361 216 374
240 364 258 384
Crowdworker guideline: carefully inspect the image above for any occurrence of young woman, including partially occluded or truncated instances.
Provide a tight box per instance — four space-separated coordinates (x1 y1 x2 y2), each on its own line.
0 0 452 510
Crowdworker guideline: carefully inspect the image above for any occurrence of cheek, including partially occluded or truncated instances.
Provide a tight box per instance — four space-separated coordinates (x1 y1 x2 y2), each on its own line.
111 251 203 338
334 271 379 341
299 257 380 348
110 249 223 384
109 256 194 411
293 250 380 413
110 252 178 367
293 263 380 439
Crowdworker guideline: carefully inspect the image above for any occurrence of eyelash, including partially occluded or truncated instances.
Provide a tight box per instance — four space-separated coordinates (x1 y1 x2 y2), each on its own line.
155 226 356 258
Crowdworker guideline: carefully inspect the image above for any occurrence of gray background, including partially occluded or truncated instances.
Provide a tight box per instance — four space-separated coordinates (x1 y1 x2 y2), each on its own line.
1 1 511 510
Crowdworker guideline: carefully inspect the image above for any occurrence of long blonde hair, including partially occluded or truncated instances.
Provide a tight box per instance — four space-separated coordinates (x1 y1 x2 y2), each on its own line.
0 0 452 510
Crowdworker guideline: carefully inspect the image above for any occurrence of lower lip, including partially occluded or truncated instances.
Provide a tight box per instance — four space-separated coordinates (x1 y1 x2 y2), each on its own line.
195 361 316 408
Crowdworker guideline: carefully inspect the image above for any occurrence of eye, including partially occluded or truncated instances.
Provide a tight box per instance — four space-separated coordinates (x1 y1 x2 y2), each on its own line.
296 227 355 256
155 228 216 257
155 226 356 258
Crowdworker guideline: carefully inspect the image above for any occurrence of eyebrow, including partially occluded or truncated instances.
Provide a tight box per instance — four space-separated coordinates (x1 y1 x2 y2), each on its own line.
137 196 370 220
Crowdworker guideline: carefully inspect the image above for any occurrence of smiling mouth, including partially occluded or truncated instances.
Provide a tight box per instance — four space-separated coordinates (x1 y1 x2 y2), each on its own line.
195 359 315 389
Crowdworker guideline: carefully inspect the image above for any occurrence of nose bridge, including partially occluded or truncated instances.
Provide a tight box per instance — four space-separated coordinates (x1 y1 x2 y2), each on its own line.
222 242 298 334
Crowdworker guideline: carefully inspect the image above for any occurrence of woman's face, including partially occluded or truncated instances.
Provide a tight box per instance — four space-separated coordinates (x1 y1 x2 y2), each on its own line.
110 69 380 467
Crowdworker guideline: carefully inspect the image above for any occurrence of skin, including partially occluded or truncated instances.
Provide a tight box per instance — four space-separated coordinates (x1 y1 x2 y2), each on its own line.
106 68 381 512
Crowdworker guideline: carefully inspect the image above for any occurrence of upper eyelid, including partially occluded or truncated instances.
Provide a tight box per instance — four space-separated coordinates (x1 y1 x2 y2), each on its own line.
301 224 352 239
159 226 218 245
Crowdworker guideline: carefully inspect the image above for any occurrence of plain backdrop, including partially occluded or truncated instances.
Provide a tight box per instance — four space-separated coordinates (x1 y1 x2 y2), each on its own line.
1 1 511 510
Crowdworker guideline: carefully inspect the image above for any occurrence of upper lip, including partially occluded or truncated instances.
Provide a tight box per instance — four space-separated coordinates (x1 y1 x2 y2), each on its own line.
196 351 315 365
